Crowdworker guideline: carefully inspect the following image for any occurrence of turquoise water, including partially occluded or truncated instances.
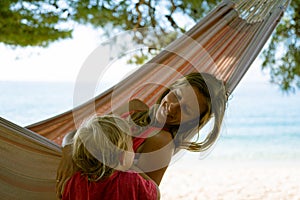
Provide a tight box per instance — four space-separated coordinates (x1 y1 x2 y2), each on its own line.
212 82 300 161
1 80 300 161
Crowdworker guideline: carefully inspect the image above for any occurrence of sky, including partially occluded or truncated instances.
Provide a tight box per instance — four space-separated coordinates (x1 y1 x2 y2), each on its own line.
0 25 270 85
0 25 101 82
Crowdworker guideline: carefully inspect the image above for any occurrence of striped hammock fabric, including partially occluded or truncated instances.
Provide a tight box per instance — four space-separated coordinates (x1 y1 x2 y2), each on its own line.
0 0 289 199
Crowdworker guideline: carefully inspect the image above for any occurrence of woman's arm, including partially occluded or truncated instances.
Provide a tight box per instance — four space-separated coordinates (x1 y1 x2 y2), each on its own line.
135 130 174 185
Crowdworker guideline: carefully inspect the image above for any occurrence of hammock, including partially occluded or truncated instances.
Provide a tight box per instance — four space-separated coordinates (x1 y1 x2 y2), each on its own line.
0 0 289 199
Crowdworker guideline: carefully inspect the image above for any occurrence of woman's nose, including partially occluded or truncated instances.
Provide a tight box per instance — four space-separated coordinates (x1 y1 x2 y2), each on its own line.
168 101 180 114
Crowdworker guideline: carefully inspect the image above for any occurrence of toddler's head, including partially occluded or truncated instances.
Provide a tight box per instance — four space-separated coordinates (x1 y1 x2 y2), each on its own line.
72 115 134 181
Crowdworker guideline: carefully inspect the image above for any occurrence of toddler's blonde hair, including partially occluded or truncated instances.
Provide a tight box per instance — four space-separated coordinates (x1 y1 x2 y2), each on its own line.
72 115 132 181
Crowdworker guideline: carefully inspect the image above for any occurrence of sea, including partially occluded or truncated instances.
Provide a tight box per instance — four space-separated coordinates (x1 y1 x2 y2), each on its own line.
1 79 300 162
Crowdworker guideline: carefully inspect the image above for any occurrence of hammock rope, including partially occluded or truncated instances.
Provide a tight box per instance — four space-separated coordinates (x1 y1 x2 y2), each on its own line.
0 0 290 199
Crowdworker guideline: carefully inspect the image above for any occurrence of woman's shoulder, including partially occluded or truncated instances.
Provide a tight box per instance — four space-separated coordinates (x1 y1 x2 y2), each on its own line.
153 130 173 146
143 129 174 152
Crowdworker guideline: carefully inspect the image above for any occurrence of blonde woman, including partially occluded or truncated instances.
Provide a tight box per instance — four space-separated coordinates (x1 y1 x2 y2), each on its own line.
57 72 227 198
62 115 159 200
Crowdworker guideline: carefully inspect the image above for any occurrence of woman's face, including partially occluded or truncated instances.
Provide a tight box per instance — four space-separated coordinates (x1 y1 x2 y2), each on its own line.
156 85 207 126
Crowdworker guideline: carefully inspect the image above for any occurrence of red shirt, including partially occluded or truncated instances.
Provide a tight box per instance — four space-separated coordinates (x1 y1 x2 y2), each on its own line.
62 171 157 200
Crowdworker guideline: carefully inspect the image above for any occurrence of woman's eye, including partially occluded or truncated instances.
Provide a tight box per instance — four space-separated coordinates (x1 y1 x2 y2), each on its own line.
175 90 182 100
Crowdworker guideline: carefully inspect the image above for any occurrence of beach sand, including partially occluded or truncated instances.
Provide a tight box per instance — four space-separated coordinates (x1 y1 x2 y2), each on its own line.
159 157 300 200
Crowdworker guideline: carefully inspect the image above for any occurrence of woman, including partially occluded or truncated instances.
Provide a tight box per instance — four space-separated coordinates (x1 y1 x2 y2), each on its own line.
56 72 227 198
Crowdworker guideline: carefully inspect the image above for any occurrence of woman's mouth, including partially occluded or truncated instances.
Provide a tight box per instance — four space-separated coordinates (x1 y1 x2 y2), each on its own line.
162 103 175 122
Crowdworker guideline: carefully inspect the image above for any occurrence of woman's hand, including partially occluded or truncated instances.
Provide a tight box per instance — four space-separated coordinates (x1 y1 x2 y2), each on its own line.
56 145 76 199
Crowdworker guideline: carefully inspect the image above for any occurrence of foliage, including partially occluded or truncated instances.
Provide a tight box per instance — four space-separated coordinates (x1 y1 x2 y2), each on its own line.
0 0 72 47
0 0 299 91
261 0 300 92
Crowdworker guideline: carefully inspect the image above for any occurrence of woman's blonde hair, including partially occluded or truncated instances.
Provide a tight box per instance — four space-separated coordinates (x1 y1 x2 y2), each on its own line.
173 73 227 152
72 115 131 181
131 72 227 153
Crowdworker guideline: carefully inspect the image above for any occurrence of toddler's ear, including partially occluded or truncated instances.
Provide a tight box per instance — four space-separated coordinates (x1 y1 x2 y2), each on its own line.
116 151 134 171
118 152 126 166
115 152 127 171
